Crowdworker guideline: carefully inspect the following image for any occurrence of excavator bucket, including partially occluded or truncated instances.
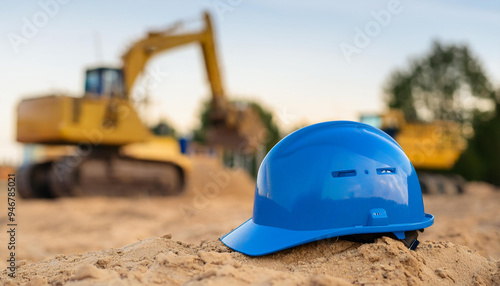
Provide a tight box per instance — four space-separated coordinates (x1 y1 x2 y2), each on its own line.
207 103 267 153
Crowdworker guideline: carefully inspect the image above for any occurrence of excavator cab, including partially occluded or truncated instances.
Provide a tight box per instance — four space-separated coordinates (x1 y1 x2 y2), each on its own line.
360 111 402 138
84 67 125 98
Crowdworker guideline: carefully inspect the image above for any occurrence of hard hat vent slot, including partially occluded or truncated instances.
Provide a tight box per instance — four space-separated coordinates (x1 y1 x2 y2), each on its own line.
331 170 357 178
376 167 396 175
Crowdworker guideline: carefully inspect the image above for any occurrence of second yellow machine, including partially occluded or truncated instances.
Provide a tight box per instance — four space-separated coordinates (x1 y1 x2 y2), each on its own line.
361 110 467 194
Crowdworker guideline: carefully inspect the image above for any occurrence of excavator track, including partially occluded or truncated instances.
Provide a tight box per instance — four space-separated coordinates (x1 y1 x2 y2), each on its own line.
17 162 54 198
19 149 185 198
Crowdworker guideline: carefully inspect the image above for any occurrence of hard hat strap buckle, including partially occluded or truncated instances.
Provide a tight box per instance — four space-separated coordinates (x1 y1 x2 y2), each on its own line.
341 229 423 251
397 230 421 250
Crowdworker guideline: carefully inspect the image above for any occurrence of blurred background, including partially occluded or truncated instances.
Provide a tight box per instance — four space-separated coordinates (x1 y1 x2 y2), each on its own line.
0 0 499 269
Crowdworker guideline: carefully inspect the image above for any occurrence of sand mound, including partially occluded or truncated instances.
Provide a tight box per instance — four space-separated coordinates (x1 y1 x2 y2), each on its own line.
422 182 500 260
2 236 498 285
0 156 256 267
2 157 499 285
185 155 256 199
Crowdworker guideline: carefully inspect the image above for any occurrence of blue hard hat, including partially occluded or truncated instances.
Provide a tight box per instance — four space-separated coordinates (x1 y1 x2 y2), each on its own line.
221 121 433 256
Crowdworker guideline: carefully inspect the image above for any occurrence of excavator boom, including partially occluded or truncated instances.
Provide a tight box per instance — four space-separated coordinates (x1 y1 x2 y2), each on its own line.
121 12 265 150
122 12 224 100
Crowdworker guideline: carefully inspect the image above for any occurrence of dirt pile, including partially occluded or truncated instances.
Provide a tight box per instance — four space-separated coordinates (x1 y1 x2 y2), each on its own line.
1 156 499 285
0 156 255 267
421 182 500 260
3 235 498 285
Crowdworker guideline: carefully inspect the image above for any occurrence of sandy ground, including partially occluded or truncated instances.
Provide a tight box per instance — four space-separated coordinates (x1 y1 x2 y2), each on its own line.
0 156 499 285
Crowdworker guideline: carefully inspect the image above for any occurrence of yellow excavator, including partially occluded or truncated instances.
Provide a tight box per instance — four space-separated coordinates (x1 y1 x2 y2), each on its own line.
360 110 467 194
16 12 265 198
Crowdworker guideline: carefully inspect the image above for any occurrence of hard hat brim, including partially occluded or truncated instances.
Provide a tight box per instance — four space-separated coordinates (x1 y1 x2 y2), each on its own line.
221 213 434 256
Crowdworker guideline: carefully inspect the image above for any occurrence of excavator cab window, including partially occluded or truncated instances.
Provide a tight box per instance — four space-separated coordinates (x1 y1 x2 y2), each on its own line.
360 115 383 129
84 68 125 98
361 114 400 138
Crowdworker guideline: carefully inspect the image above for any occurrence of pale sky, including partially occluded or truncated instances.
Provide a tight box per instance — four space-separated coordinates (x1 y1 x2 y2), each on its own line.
1 1 499 165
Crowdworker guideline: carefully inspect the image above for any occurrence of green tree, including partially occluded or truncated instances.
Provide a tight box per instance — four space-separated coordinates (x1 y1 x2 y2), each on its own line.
385 40 500 186
385 41 495 123
151 120 176 137
453 100 500 185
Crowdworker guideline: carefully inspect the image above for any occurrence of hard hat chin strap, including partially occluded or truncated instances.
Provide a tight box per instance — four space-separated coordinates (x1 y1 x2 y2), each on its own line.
341 230 423 251
397 230 420 250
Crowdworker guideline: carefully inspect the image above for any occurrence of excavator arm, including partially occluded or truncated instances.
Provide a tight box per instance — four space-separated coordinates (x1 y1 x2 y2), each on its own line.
121 11 265 151
121 12 224 102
